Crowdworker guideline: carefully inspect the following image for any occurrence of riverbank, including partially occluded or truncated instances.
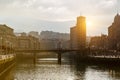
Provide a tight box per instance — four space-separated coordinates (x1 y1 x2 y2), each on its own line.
68 53 120 65
0 54 16 76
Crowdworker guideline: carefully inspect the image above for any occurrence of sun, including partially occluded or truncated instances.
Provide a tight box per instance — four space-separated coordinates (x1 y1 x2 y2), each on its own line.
86 21 92 27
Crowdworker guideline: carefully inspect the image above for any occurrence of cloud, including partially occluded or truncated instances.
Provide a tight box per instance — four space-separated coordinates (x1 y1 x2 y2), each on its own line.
0 0 118 19
0 0 119 35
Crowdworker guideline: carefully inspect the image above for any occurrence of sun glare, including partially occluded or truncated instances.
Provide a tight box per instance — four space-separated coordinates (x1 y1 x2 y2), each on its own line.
86 21 92 27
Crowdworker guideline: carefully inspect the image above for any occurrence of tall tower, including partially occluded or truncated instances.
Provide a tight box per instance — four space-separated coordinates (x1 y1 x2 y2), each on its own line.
70 16 86 50
77 16 86 49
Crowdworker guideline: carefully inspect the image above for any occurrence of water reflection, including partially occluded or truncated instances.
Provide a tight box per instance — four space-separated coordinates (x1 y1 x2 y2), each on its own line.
2 55 120 80
14 58 76 80
0 65 14 80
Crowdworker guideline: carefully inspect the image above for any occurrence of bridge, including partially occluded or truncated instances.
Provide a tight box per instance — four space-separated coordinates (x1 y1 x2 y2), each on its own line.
14 49 89 64
14 49 120 64
14 49 86 53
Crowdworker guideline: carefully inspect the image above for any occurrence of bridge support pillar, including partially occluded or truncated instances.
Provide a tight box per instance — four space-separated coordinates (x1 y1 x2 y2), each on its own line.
58 53 61 64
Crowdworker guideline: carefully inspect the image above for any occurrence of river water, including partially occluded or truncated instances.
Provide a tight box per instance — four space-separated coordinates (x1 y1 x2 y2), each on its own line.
1 54 120 80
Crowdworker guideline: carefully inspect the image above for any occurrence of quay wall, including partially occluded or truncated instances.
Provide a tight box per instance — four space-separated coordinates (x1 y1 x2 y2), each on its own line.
0 55 15 76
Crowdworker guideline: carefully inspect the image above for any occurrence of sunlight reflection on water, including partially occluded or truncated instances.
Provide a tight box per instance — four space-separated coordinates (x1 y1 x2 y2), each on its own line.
2 58 120 80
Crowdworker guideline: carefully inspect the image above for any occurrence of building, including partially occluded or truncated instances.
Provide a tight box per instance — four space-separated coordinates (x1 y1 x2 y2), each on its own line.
40 39 59 50
90 34 108 49
40 39 70 50
16 32 40 50
70 27 78 49
0 24 17 53
108 13 120 50
40 31 70 50
40 31 70 40
86 36 91 48
70 16 86 50
28 31 39 38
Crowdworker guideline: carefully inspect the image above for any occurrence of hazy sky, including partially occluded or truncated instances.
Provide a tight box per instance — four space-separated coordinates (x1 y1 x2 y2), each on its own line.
0 0 119 36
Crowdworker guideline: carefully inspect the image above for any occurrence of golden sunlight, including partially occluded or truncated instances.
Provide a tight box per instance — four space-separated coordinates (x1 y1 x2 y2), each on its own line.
86 21 93 27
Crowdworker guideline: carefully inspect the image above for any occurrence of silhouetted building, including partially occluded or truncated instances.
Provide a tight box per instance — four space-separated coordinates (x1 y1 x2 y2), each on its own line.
70 26 77 49
70 16 86 49
90 34 108 49
86 36 91 48
108 13 120 50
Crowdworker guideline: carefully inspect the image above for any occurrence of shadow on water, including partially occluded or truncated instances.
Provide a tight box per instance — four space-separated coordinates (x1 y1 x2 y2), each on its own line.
68 52 120 80
15 52 120 80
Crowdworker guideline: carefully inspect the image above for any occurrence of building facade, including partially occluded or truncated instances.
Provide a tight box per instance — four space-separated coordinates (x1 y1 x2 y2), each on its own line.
40 39 70 50
70 16 86 50
40 31 70 50
40 31 70 40
16 32 40 50
108 13 120 50
70 26 78 49
0 24 17 54
90 34 108 49
28 31 39 38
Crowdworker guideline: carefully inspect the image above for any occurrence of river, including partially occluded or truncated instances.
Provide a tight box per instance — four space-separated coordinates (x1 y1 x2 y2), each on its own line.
1 53 120 80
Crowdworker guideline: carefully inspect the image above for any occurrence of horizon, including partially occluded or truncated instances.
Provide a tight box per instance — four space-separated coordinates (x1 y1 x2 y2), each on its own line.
0 0 119 36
